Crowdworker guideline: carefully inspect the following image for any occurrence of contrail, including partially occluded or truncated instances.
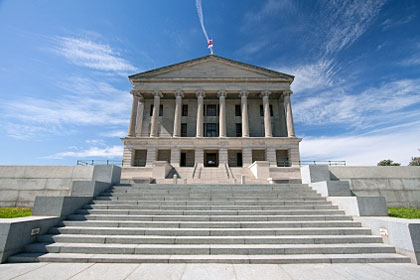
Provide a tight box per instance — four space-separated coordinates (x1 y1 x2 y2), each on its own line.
195 0 209 42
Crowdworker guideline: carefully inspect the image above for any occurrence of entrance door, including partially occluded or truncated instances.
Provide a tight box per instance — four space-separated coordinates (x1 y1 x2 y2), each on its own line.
204 152 218 167
236 152 243 167
180 152 186 167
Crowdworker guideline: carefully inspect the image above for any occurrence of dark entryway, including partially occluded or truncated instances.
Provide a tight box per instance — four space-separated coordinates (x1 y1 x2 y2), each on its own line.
204 150 218 167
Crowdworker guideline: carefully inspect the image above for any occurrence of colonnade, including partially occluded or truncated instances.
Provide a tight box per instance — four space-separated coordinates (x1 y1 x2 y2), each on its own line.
128 89 296 138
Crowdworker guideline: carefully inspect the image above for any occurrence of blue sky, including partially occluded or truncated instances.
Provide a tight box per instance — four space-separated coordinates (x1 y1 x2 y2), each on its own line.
0 0 419 166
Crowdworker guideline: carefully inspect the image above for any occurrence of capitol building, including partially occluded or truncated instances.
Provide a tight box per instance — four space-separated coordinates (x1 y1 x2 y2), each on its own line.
121 55 301 184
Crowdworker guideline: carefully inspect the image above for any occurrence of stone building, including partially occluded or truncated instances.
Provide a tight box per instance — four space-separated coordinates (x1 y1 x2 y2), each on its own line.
121 55 301 183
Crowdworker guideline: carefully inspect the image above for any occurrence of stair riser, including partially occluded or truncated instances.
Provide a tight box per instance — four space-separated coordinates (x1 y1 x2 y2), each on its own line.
50 228 372 236
91 199 329 205
75 210 345 216
60 221 362 228
68 215 352 222
83 205 338 211
38 236 383 245
25 246 396 255
8 255 411 264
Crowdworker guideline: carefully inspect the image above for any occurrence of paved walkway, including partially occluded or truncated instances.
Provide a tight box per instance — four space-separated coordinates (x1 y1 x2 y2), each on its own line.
0 262 419 280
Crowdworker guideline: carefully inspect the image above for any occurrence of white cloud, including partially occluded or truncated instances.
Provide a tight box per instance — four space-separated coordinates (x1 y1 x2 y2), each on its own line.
381 14 416 30
1 77 130 139
51 36 137 74
293 78 420 128
100 130 127 138
321 0 386 54
300 123 420 166
49 145 123 159
277 59 336 92
245 0 294 22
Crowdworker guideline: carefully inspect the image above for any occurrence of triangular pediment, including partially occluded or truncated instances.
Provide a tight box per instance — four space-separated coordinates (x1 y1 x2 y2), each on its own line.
129 55 293 81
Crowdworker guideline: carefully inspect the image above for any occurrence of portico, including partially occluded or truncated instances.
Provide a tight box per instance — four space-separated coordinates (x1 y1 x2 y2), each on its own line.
121 55 302 183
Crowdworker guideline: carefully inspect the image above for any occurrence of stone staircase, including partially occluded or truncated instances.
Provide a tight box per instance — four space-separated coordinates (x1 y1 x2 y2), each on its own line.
9 184 410 264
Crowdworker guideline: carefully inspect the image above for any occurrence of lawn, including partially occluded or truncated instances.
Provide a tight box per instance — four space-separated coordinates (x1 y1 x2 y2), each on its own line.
0 207 32 218
388 207 420 219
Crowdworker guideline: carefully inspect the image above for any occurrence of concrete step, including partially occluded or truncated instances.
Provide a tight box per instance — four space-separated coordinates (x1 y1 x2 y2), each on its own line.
68 214 353 222
59 220 362 228
9 252 411 264
49 226 373 236
75 209 346 216
82 205 338 211
91 198 328 204
37 234 384 245
97 193 321 199
22 242 397 255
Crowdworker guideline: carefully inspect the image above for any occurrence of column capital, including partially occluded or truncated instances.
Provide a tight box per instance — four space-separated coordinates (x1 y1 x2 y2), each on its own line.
283 90 293 97
260 90 271 97
174 90 184 98
217 90 227 97
196 90 206 98
152 90 163 98
239 90 249 97
130 90 143 98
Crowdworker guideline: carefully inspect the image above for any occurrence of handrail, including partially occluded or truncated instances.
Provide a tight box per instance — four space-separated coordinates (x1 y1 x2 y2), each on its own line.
76 160 122 166
192 163 198 178
299 160 346 166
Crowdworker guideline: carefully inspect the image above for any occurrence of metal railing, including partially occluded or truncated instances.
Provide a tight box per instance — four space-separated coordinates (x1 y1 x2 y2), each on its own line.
299 161 346 166
76 160 123 166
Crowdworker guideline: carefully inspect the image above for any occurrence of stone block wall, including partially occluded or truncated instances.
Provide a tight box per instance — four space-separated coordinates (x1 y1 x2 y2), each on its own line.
329 166 420 208
0 165 121 207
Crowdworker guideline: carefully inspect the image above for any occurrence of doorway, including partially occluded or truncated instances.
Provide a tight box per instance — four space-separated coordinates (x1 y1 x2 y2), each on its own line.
204 150 219 167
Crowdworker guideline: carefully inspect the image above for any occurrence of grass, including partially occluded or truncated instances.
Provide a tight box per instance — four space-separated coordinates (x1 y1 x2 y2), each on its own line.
0 207 32 218
388 207 420 219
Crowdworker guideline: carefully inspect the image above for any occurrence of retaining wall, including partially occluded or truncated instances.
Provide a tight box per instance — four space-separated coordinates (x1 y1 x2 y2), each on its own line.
0 165 121 207
329 166 420 208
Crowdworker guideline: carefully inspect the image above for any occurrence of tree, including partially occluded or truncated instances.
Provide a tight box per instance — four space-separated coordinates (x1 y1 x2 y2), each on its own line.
377 159 401 166
409 157 420 166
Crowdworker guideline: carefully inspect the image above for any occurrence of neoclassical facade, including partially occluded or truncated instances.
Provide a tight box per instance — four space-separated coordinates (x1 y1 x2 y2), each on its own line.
121 55 301 183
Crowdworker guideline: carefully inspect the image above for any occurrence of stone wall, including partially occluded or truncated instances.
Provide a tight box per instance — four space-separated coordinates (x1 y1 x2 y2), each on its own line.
0 165 121 208
329 166 420 208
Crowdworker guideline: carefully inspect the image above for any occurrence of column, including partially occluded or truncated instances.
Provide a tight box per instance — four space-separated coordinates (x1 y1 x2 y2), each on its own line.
135 96 144 137
170 148 180 167
242 148 253 166
217 90 227 137
150 90 163 137
283 90 296 137
145 148 156 167
219 147 228 165
196 90 205 137
267 147 277 167
173 90 184 137
261 90 272 137
239 90 249 137
128 90 140 136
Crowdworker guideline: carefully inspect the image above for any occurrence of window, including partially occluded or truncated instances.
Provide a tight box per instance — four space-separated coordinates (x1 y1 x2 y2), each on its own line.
204 123 218 137
150 104 163 116
235 105 241 116
259 105 273 116
181 123 187 137
206 104 217 116
182 104 188 116
236 123 242 137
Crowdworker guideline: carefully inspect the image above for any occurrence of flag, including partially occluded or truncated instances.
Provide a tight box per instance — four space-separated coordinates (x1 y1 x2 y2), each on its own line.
208 39 213 48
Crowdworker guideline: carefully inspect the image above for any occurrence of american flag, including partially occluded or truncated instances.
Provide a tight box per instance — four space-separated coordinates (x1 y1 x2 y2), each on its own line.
208 39 213 48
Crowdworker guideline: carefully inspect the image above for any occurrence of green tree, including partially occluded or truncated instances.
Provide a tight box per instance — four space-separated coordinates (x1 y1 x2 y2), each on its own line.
377 159 401 166
408 157 420 166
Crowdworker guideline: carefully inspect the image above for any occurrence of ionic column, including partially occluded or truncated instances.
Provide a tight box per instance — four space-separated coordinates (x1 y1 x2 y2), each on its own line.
173 90 184 137
283 90 296 137
128 90 140 137
261 90 272 137
196 90 205 137
150 90 163 137
217 90 227 137
239 90 249 137
135 95 144 137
